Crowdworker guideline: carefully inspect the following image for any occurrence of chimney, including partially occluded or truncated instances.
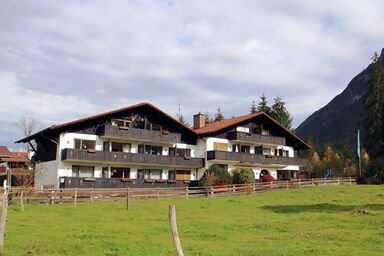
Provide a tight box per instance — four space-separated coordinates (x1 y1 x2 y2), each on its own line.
193 113 205 129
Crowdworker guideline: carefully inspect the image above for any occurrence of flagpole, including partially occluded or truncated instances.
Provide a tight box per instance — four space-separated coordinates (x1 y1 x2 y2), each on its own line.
357 130 362 176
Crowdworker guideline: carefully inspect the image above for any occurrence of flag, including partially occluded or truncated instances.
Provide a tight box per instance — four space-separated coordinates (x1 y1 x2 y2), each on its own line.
357 130 361 159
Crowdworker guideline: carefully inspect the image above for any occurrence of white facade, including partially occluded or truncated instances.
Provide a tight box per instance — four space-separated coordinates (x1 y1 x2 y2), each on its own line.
201 136 298 180
34 128 303 188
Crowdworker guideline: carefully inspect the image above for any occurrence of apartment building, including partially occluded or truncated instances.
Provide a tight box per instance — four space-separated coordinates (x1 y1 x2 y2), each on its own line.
16 102 310 188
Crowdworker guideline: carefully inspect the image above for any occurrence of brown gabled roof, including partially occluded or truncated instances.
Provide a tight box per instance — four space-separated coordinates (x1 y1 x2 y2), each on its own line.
194 112 263 134
6 152 30 162
17 102 194 143
0 146 12 158
0 146 29 162
194 112 311 149
51 102 192 131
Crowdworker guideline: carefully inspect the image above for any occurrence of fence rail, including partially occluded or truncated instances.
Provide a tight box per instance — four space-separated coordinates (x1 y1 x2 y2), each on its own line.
4 178 355 205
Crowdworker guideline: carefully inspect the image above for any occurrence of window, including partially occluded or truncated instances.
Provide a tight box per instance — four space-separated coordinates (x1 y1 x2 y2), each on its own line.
103 141 110 152
255 146 263 155
240 145 250 153
232 144 250 153
262 130 270 136
168 148 191 157
111 142 131 152
74 139 96 150
110 167 130 178
152 123 161 131
168 170 176 180
282 150 289 157
236 126 250 133
213 164 228 171
72 165 94 178
102 167 109 178
111 118 131 128
138 144 162 155
262 147 272 156
137 169 162 179
214 142 228 151
175 170 191 181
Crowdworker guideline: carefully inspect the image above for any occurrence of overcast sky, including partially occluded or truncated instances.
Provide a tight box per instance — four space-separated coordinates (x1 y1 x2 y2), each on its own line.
1 0 384 150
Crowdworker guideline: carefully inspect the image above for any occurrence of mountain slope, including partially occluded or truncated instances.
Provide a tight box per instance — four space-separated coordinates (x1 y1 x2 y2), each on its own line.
296 49 384 147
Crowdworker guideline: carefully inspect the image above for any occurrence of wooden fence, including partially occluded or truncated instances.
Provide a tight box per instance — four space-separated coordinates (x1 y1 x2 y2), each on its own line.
4 178 355 205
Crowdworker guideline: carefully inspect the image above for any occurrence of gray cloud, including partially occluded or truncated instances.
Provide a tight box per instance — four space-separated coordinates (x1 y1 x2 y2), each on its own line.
1 0 384 149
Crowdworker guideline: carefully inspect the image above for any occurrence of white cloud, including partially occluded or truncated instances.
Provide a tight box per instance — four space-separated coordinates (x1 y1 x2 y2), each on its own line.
0 0 384 147
0 71 100 128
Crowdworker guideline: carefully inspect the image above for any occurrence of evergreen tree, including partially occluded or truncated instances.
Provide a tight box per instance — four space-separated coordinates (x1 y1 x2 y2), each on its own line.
363 53 384 159
214 108 225 122
257 94 271 115
204 111 213 124
270 96 293 130
250 100 257 113
177 114 188 125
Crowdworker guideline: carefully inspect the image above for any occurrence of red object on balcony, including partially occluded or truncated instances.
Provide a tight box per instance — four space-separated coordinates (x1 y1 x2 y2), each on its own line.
262 175 275 183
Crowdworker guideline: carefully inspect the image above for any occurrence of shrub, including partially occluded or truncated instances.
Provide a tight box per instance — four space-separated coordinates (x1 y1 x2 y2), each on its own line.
232 168 255 184
356 175 367 184
363 157 384 184
200 164 232 187
262 174 275 183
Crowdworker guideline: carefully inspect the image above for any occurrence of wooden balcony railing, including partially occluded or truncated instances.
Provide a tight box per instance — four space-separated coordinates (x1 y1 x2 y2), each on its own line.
61 149 204 168
97 125 182 143
206 150 309 166
227 131 286 145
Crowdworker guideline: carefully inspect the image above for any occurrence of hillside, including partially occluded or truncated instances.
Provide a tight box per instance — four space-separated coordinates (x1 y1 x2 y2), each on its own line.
296 49 384 147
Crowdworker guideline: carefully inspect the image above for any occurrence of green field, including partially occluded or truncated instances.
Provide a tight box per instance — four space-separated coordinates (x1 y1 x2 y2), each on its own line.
3 185 384 255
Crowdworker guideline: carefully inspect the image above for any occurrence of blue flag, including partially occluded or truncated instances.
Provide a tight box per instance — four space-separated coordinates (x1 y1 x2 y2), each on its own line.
357 130 361 159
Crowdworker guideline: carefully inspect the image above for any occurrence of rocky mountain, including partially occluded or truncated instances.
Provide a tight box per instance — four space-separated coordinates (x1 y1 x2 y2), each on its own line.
296 49 384 148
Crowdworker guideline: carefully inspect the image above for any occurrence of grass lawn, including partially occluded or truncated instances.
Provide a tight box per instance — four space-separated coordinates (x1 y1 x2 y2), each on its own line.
3 185 384 256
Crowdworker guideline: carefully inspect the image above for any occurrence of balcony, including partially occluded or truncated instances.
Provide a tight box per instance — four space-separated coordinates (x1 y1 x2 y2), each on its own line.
61 149 204 168
228 131 286 145
97 125 182 143
206 150 309 166
59 177 192 188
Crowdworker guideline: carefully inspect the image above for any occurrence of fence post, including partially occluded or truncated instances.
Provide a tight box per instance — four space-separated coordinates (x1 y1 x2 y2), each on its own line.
299 179 301 189
311 178 314 186
270 181 273 190
349 177 352 184
232 185 235 194
90 190 94 203
169 205 184 256
74 188 78 207
185 186 189 198
210 186 213 196
20 191 24 212
156 187 159 200
252 183 256 194
126 187 130 210
0 189 9 252
50 190 54 204
337 177 340 185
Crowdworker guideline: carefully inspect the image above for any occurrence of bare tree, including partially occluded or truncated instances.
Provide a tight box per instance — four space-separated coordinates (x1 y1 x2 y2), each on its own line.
15 116 40 153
